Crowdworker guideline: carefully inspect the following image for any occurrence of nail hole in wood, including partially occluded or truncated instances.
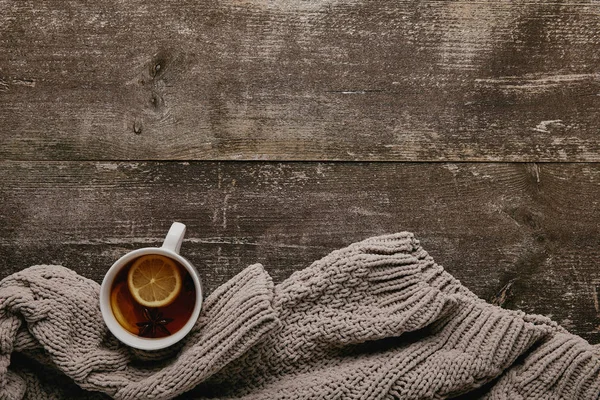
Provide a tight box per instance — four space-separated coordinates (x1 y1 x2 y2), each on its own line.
133 119 142 134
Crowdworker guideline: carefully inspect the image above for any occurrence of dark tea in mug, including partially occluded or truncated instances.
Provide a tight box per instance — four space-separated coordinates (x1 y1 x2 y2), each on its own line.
110 254 196 338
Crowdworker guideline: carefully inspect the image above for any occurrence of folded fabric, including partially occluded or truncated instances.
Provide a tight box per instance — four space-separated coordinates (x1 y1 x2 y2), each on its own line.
0 233 598 399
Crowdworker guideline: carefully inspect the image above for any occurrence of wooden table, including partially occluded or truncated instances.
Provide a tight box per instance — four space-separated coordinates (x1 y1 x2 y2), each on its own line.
1 0 599 343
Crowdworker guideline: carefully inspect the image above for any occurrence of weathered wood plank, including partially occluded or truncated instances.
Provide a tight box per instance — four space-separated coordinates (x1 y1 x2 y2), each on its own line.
2 1 600 161
1 161 599 342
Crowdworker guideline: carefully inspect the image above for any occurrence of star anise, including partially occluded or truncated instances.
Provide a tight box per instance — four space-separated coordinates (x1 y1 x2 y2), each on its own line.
136 308 173 338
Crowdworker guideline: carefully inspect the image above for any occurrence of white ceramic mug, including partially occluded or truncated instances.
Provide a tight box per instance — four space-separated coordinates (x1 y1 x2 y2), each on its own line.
99 222 203 350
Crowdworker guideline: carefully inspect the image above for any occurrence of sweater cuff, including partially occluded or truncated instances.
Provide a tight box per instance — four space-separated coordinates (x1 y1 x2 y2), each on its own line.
357 232 478 299
488 332 600 399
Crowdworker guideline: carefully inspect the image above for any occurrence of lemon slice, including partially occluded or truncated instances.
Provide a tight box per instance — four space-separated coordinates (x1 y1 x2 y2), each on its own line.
110 281 141 334
127 255 182 308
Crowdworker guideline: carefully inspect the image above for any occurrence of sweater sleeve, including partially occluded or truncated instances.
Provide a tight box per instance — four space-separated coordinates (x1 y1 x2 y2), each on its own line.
0 263 278 400
272 232 464 345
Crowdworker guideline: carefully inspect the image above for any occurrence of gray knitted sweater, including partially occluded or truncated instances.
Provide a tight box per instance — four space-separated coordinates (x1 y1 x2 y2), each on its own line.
0 233 598 399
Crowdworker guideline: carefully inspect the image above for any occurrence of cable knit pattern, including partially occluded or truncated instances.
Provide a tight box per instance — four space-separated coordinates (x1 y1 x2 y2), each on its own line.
0 232 598 399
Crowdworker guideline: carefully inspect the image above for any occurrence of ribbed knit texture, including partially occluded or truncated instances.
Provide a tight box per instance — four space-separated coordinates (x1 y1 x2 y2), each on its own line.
0 233 598 399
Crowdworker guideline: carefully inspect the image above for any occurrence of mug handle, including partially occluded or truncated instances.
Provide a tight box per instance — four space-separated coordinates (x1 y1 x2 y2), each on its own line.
162 222 186 254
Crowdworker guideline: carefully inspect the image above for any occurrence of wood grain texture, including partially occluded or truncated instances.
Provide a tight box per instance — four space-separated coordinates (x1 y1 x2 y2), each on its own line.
2 161 599 342
2 1 600 161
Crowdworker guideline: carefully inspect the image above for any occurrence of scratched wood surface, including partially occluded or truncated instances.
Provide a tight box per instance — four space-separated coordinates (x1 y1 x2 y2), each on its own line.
2 0 600 161
1 162 600 342
1 0 600 345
